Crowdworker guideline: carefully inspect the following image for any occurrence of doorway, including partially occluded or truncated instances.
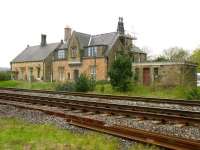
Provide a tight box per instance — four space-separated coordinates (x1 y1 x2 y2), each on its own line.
143 68 150 86
74 70 79 80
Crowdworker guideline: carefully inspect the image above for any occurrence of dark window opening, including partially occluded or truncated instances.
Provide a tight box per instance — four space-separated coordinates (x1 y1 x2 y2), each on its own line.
68 73 70 80
37 68 40 78
154 68 159 80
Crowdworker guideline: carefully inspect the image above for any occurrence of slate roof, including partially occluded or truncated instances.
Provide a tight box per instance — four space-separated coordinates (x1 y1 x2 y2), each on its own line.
90 32 118 48
12 43 60 63
74 31 119 56
58 42 68 49
74 31 90 48
131 46 146 54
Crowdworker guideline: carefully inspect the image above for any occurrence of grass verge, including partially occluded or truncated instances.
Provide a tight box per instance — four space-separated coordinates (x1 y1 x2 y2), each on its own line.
0 117 159 150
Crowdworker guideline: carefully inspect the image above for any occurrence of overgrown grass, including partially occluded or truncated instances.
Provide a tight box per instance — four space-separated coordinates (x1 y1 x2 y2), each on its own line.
0 118 159 150
95 83 189 99
0 80 55 90
0 80 197 99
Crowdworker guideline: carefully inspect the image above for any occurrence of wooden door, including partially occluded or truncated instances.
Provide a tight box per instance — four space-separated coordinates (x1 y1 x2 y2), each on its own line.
143 68 150 86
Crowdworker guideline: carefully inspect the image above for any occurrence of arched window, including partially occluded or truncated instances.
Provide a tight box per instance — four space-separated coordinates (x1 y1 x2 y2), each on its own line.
71 47 77 57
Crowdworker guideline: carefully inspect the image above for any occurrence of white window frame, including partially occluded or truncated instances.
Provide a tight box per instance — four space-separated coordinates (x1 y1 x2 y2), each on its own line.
58 50 65 59
88 47 97 57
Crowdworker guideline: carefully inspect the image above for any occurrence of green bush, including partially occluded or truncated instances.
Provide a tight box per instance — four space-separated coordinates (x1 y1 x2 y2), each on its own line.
55 82 75 92
75 74 96 92
187 88 200 100
0 71 11 81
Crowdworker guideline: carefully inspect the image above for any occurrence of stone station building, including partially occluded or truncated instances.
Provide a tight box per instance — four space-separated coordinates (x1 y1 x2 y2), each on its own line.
11 18 197 87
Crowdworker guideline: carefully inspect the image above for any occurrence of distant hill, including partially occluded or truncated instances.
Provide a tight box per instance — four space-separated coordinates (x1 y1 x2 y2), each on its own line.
0 67 10 72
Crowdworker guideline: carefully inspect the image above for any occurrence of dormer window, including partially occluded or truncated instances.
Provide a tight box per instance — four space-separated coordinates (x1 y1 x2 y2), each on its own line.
58 50 65 59
88 47 97 57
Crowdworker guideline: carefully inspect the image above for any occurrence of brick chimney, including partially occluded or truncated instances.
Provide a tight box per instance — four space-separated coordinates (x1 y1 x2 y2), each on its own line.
64 25 71 42
41 34 47 47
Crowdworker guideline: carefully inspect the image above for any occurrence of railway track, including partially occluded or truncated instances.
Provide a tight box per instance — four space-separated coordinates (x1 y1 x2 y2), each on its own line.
0 92 200 126
0 87 200 107
0 90 200 149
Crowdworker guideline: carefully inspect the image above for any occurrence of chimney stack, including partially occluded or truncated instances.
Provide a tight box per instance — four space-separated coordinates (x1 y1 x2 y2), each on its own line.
117 17 125 35
64 25 71 42
41 34 47 47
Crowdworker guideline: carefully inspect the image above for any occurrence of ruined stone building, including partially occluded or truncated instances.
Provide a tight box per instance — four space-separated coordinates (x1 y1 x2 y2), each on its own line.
11 18 197 87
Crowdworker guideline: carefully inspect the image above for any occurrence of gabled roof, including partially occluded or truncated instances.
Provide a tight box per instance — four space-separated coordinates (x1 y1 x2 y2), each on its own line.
74 31 119 56
12 43 60 63
90 32 118 49
74 31 91 48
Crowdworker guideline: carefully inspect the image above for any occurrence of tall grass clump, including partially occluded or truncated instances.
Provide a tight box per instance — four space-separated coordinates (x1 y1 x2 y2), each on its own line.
186 88 200 100
0 71 11 81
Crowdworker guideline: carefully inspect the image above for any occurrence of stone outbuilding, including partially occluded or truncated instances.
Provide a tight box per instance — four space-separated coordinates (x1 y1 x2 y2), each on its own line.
132 61 197 87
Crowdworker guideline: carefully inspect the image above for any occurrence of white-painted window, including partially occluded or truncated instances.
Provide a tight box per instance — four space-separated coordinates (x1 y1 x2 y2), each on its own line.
88 47 97 57
58 50 65 59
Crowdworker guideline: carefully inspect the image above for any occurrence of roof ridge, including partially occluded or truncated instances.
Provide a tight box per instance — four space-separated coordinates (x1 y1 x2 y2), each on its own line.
92 32 117 37
25 42 60 48
74 31 91 36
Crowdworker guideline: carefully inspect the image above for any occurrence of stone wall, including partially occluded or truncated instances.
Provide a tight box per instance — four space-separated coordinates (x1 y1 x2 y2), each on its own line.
52 57 107 82
11 61 44 81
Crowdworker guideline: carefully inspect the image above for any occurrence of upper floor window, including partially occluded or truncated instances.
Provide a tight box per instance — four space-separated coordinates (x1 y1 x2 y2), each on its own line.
58 50 65 59
71 47 77 57
88 47 97 57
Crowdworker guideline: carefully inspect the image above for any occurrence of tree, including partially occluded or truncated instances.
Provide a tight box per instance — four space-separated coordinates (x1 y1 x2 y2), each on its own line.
153 55 168 62
162 47 189 61
191 48 200 72
108 52 133 91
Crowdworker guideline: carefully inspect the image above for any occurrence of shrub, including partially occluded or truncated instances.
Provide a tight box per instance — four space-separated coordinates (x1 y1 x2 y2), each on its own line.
100 85 105 93
187 88 200 100
75 74 96 92
108 51 133 92
96 80 109 85
55 82 75 92
0 71 11 81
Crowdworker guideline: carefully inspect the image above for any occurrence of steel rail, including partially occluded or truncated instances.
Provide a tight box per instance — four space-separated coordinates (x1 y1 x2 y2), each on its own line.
0 98 199 150
1 92 200 125
0 87 200 106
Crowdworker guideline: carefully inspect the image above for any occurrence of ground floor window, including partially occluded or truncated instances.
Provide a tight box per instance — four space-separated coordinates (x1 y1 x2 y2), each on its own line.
154 68 159 80
37 67 40 78
90 65 96 80
29 67 33 81
67 72 70 80
58 67 65 81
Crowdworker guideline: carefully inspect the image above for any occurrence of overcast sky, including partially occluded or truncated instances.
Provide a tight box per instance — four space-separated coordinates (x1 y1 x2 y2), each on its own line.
1 0 200 67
